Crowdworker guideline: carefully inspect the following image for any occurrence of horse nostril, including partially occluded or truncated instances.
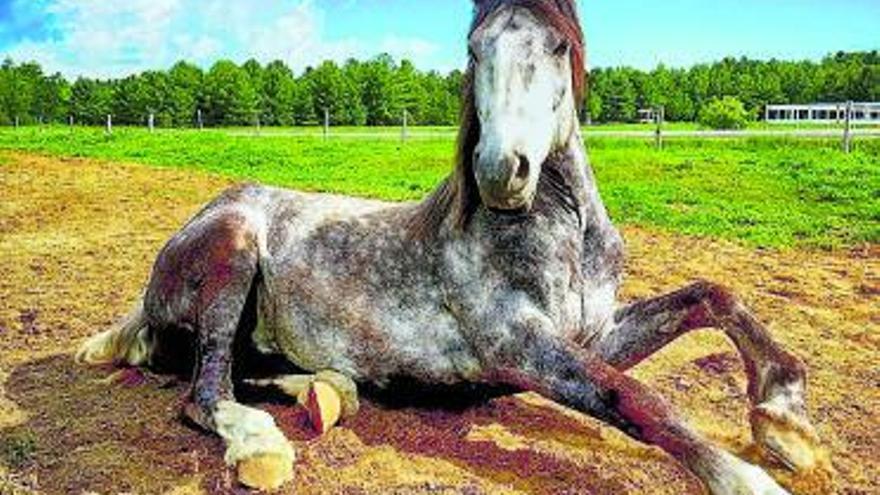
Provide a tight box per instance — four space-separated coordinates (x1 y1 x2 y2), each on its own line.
515 154 530 180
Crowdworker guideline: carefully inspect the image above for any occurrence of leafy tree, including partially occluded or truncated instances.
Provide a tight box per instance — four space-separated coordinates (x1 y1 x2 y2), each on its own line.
591 67 637 122
141 70 175 126
421 70 458 125
445 69 464 120
341 59 367 125
168 61 204 126
70 78 113 125
204 60 259 126
290 74 315 124
0 59 36 124
360 54 398 125
395 60 428 124
32 72 67 123
261 60 295 125
699 96 749 129
305 60 365 125
111 75 146 125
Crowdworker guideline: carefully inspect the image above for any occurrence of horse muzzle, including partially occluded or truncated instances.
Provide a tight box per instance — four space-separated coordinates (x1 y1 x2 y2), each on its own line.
474 150 535 212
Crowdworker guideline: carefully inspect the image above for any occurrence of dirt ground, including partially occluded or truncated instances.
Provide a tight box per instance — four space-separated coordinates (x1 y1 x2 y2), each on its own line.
0 152 877 494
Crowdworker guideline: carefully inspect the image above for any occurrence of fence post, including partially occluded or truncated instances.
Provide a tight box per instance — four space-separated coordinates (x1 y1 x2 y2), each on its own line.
197 108 204 130
843 100 853 154
148 113 155 132
323 107 329 139
69 115 74 129
13 116 18 128
654 106 664 150
106 114 112 135
401 109 408 143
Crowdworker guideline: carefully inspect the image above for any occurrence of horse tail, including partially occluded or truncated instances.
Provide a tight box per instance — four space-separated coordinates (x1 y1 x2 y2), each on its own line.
75 297 151 366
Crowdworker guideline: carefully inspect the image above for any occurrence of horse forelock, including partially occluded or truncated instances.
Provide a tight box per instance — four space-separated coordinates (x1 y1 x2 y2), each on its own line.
471 0 585 101
406 0 584 239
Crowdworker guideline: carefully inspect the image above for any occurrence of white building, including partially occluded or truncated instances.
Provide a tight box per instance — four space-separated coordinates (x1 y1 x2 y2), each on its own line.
765 102 880 123
637 108 658 123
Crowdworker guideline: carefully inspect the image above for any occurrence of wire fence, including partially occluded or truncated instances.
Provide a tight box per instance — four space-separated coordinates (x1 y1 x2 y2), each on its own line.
6 106 880 153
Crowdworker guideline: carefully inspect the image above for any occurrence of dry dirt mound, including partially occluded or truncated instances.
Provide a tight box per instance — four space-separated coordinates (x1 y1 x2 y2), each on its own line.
1 153 877 494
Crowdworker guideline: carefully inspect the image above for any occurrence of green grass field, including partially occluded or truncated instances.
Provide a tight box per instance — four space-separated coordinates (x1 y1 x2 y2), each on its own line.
1 126 877 249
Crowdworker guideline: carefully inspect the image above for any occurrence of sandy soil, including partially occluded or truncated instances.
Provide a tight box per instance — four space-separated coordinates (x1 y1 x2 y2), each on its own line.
0 152 877 494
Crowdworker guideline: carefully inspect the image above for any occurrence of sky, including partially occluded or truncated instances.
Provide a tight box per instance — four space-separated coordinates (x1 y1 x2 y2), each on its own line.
0 0 877 79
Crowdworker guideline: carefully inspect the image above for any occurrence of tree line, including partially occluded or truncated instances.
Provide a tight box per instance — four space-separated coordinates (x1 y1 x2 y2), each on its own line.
587 51 878 122
0 51 876 127
0 54 463 127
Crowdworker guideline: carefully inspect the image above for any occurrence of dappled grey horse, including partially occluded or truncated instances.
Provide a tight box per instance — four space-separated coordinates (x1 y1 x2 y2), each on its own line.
78 0 825 492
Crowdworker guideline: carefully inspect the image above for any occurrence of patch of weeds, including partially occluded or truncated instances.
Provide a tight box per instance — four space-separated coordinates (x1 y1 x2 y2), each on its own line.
663 159 695 174
0 431 37 469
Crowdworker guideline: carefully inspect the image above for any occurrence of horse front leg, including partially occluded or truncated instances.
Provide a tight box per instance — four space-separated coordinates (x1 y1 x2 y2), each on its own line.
246 370 360 434
592 281 825 472
481 318 789 495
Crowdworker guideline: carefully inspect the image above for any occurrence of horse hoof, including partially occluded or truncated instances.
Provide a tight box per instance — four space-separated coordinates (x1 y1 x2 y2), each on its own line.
712 451 791 495
215 401 297 491
750 403 829 473
299 380 343 434
237 452 294 491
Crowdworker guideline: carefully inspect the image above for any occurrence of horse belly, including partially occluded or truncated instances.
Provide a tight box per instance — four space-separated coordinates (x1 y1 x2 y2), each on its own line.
262 296 481 385
256 194 482 385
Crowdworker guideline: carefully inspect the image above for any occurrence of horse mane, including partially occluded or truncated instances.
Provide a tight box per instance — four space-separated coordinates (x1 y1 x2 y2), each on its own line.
407 0 585 239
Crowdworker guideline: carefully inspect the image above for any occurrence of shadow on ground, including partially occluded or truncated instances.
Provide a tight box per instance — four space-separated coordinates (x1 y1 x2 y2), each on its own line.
2 354 701 494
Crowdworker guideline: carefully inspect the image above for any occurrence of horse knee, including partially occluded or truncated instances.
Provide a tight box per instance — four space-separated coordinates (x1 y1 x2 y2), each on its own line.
690 279 739 313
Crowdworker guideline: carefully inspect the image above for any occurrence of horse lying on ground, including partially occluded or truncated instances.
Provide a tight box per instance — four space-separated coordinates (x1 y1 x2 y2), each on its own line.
78 0 827 492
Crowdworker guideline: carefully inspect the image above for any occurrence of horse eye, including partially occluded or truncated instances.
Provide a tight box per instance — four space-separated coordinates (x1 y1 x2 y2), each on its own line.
553 40 569 57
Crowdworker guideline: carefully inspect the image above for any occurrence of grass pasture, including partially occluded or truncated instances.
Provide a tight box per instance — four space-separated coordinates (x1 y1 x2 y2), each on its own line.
0 126 878 249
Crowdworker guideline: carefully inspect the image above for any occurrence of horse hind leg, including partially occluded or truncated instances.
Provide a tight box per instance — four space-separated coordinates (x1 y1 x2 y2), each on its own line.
167 215 295 491
592 280 828 473
190 282 295 491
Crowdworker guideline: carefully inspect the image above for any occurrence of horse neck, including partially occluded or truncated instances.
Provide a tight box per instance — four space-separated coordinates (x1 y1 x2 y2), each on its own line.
536 127 603 233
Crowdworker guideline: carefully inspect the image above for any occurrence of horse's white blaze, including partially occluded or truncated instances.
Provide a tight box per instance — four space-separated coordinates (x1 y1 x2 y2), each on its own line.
471 7 578 210
214 400 295 466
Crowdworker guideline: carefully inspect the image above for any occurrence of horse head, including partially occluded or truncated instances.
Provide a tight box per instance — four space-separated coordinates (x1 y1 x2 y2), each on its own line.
466 0 585 213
